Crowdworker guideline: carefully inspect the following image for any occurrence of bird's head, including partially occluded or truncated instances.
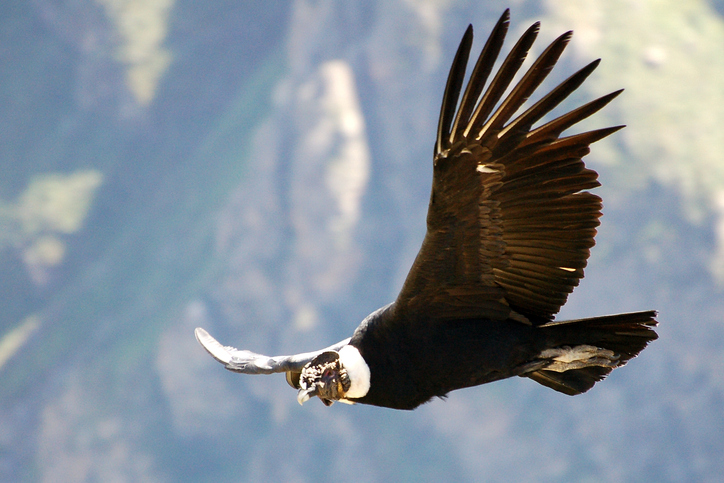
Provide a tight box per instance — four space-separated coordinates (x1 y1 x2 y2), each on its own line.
297 351 350 406
296 345 371 406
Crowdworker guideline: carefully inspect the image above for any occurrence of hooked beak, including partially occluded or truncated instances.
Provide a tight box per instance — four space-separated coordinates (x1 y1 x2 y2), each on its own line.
297 386 318 405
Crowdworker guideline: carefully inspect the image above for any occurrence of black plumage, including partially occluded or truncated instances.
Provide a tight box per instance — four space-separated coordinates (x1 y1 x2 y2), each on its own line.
195 10 658 410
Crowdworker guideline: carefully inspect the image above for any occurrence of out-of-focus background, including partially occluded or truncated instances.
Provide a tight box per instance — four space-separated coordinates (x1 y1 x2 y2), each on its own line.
1 0 723 481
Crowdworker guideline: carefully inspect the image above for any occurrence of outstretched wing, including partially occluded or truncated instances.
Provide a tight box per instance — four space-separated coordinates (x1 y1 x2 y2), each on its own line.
195 327 350 387
395 10 622 323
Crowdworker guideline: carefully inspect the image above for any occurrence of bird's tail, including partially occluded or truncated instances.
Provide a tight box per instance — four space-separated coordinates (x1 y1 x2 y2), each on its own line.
525 311 658 395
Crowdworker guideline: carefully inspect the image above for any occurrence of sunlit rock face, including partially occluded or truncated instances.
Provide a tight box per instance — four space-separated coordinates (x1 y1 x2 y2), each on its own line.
1 170 103 285
97 0 175 106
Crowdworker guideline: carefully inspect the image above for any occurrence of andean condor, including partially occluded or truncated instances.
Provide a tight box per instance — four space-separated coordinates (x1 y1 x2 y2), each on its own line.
195 9 658 410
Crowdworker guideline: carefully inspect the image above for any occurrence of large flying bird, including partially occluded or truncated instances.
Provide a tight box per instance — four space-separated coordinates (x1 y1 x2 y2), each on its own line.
195 10 658 410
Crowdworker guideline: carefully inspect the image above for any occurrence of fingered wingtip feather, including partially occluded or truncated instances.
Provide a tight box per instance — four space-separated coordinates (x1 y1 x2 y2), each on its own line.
449 9 511 145
480 25 576 140
463 19 541 139
436 23 475 155
497 58 609 146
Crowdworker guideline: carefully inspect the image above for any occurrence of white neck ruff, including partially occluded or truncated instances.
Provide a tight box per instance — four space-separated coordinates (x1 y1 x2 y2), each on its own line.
338 345 370 399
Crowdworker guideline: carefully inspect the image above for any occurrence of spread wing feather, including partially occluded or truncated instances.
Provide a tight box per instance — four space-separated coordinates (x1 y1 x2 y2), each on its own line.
395 10 622 323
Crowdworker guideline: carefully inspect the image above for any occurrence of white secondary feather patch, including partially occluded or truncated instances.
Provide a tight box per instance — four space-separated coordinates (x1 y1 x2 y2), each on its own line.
539 344 620 372
339 345 370 399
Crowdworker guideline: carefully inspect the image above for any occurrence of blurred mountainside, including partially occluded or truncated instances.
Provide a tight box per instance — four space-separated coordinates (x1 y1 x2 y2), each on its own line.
0 0 723 481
